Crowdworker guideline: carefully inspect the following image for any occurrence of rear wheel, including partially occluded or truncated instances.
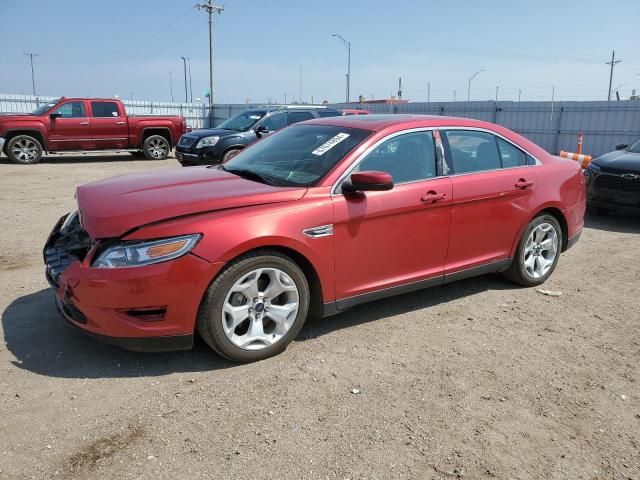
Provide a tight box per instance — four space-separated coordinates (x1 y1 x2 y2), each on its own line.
503 214 562 287
197 251 310 362
7 135 43 164
143 135 170 160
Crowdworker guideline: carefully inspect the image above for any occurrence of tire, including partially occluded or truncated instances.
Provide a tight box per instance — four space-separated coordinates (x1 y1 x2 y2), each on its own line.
221 148 241 163
6 135 43 164
197 250 310 363
503 214 563 287
142 135 170 160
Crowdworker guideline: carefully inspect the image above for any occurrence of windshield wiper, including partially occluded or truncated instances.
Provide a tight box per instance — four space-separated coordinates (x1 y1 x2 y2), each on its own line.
220 166 280 186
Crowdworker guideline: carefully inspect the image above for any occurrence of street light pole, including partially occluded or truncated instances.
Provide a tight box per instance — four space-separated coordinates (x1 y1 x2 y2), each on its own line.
169 71 174 102
332 34 351 103
467 69 485 102
180 56 188 103
187 57 194 103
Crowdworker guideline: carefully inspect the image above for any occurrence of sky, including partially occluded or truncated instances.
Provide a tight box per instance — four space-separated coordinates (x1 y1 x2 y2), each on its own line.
1 0 639 104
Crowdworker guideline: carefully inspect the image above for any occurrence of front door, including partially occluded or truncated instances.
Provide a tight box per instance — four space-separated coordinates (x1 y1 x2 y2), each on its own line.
89 101 128 149
332 130 452 304
441 129 538 272
48 100 92 150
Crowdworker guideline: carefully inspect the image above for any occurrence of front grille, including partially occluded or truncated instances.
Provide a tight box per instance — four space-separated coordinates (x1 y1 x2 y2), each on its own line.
178 135 198 147
595 174 640 193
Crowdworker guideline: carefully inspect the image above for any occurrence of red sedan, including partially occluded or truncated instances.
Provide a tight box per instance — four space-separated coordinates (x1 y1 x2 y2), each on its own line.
44 115 586 362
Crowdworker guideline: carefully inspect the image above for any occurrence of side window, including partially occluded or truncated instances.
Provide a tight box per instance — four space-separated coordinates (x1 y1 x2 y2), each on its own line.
355 131 437 184
287 111 314 124
91 101 120 118
497 137 528 168
260 113 287 132
53 102 86 118
442 130 501 174
317 110 341 118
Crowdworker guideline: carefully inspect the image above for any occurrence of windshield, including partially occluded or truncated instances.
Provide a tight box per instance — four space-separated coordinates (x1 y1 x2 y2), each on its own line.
627 138 640 153
32 99 61 115
222 124 371 187
217 111 265 132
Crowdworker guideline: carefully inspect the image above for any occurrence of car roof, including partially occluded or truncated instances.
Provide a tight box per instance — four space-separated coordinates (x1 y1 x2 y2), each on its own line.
301 114 500 132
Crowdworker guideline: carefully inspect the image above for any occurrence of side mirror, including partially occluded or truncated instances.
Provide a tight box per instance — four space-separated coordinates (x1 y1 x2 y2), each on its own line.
342 171 394 194
49 112 62 120
255 125 269 137
615 143 628 150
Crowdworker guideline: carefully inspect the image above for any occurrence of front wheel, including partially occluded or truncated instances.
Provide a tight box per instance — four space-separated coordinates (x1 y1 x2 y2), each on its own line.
503 214 562 287
143 135 170 160
221 148 241 163
197 251 310 362
7 135 43 164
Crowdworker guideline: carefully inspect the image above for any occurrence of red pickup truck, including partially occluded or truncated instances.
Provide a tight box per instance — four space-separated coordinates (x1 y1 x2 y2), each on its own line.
0 97 186 164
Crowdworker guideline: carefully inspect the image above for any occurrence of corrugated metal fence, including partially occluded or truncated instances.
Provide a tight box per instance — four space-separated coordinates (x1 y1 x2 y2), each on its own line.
2 94 638 156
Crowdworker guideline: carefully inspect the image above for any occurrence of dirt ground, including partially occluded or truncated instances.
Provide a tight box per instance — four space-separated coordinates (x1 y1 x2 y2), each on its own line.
0 152 639 480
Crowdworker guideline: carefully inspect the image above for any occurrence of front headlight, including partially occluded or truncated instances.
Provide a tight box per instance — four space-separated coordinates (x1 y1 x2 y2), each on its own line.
196 136 219 148
93 234 201 268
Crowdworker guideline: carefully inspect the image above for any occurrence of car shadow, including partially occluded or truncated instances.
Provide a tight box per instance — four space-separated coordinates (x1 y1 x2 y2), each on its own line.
0 154 178 165
299 273 515 341
2 289 233 379
4 274 516 379
584 211 640 234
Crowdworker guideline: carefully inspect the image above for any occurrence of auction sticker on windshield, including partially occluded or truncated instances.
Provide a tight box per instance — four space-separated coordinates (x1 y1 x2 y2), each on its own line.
312 133 350 156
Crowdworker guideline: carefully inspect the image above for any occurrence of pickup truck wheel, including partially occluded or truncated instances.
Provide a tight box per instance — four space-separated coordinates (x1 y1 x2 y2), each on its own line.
143 135 170 160
7 135 43 164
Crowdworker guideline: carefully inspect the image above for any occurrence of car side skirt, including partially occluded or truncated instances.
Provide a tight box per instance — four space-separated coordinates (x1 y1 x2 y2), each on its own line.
322 258 512 317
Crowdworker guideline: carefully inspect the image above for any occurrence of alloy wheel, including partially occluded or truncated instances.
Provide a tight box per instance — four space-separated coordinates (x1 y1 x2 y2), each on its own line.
11 138 38 162
148 138 168 158
221 268 299 350
523 222 558 279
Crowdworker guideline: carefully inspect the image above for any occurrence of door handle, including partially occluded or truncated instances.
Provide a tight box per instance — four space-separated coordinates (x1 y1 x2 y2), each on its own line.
515 179 534 189
421 191 447 203
79 121 89 126
116 121 126 125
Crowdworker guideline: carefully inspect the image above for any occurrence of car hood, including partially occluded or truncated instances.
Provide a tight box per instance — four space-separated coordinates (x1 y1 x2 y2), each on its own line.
593 150 640 173
76 167 306 239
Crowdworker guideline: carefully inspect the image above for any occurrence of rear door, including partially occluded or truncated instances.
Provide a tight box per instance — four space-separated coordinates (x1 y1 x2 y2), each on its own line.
89 101 128 149
48 100 92 150
442 129 538 273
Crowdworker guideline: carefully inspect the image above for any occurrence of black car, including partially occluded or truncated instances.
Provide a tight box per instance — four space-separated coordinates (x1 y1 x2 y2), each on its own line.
175 106 341 166
585 138 640 215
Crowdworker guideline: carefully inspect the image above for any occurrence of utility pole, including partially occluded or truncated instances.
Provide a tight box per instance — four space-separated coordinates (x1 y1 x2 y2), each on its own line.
453 90 456 102
606 50 621 101
467 69 485 102
169 71 174 102
332 34 351 103
187 57 193 103
23 52 39 97
284 93 287 104
495 85 499 102
398 77 402 101
518 89 522 102
299 65 302 104
180 56 188 102
427 82 430 103
196 0 224 119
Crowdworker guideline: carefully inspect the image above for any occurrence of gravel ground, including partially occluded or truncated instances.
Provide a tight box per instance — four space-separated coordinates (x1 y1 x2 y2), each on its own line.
0 152 639 480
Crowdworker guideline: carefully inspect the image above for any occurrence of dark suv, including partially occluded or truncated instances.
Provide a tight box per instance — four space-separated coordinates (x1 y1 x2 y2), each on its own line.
175 105 341 166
